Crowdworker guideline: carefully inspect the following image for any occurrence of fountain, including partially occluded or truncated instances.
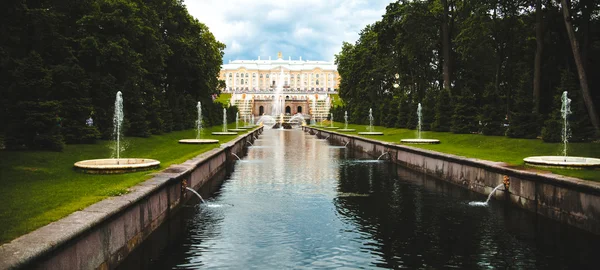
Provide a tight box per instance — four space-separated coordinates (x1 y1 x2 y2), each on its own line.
338 111 356 132
326 112 339 129
468 184 504 206
74 91 160 173
289 113 307 127
524 91 600 168
256 114 277 129
377 152 389 160
401 103 440 144
212 108 238 135
358 108 383 135
229 111 246 132
179 102 219 144
185 187 206 204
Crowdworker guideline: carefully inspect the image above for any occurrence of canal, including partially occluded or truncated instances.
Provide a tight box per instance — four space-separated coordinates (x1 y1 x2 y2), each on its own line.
119 128 599 269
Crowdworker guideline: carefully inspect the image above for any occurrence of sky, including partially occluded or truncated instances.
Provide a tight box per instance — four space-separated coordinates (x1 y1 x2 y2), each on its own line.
184 0 395 63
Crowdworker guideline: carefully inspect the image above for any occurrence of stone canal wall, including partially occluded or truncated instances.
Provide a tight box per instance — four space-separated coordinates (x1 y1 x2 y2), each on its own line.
0 128 262 270
304 127 600 235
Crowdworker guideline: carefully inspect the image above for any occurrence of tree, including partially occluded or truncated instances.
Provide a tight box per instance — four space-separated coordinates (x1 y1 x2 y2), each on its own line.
560 0 600 135
533 0 544 112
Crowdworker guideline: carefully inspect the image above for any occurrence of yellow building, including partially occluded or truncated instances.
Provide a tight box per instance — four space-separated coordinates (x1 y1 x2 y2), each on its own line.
219 52 339 92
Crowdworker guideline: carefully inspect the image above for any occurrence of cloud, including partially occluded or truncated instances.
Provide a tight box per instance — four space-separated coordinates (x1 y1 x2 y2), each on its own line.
183 0 394 62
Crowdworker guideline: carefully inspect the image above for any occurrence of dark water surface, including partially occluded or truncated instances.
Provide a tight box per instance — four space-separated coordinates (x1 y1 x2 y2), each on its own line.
119 129 599 269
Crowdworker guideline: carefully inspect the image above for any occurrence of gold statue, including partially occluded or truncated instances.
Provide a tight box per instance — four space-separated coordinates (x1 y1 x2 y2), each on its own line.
278 51 282 59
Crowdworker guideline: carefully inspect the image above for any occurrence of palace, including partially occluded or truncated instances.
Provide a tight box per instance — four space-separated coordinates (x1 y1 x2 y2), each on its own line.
218 52 339 124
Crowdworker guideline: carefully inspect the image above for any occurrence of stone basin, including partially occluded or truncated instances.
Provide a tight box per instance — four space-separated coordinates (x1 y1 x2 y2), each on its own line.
211 132 238 135
338 129 356 132
228 129 247 132
400 139 440 144
74 158 160 174
178 139 219 144
523 156 600 168
357 132 384 135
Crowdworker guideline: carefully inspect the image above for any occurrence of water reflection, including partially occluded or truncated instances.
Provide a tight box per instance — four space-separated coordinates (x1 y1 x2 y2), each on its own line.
119 129 599 269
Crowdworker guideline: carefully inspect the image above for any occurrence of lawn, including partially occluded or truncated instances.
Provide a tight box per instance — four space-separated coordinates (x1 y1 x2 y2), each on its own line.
328 93 344 107
320 121 600 181
215 93 232 105
0 123 251 244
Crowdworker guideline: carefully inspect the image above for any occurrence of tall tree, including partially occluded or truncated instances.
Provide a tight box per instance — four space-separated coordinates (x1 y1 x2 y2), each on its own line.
560 0 600 134
440 0 453 94
533 0 544 112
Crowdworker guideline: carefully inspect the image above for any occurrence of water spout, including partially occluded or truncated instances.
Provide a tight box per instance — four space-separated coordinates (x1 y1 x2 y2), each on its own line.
330 113 334 128
561 91 572 159
232 153 241 160
344 141 349 147
417 103 422 139
195 101 203 139
113 91 124 160
185 187 206 204
344 111 349 130
246 141 253 146
368 108 374 132
469 184 504 206
235 112 239 129
222 108 228 132
377 152 389 160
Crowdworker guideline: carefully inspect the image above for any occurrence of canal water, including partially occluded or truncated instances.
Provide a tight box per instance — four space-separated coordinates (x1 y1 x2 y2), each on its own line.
119 129 599 269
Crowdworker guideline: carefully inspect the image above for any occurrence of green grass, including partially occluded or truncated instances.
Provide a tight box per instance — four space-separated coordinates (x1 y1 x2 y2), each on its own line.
0 124 251 244
320 121 600 181
328 94 344 107
215 93 232 105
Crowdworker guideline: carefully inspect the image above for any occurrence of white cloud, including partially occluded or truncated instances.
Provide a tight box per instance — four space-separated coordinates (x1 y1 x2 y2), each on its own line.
184 0 394 62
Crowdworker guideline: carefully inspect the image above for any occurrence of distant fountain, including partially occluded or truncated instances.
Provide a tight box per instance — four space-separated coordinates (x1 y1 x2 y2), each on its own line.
401 103 440 144
339 110 356 132
358 108 383 135
289 113 306 127
271 68 285 118
196 102 203 139
524 91 600 168
229 111 246 132
113 91 124 159
179 101 219 144
326 112 339 129
212 108 238 135
469 184 504 206
74 91 160 173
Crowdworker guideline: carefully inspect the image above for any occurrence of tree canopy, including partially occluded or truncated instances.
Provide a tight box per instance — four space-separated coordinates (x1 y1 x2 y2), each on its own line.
0 0 227 150
334 0 600 141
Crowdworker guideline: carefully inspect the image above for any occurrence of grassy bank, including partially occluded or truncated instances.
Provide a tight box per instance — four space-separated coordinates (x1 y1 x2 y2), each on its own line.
321 122 600 181
0 124 250 244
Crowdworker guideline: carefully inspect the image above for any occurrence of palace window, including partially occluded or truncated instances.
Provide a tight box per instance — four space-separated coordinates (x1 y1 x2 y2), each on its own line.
229 73 232 77
236 73 239 77
253 73 256 78
316 80 319 85
260 74 263 78
245 73 248 77
266 74 270 78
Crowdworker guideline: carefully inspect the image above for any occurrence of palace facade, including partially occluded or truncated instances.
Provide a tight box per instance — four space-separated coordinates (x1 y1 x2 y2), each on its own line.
218 53 338 123
219 52 339 92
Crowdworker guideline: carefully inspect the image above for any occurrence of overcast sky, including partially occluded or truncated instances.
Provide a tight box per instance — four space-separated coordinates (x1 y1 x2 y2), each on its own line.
184 0 394 63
